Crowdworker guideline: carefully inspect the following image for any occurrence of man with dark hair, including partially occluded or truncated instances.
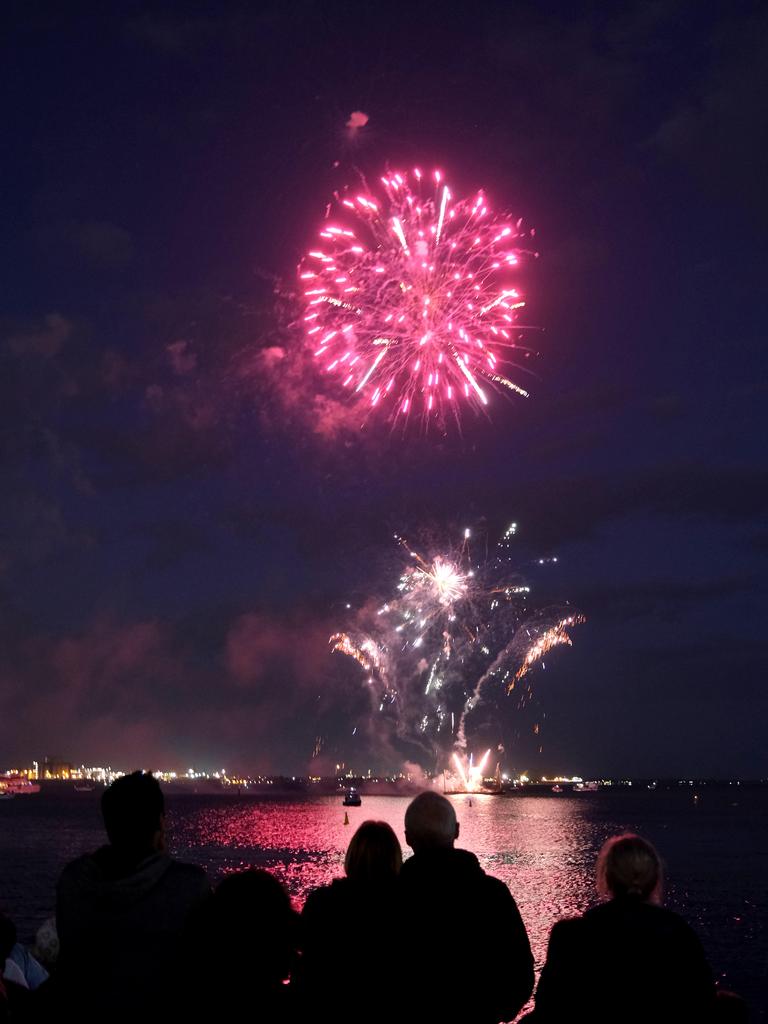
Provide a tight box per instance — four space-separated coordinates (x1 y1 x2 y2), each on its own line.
55 771 209 1020
100 769 166 852
400 791 534 1023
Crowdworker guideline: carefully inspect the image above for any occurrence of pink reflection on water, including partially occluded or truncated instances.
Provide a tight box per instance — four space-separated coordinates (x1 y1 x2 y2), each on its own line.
172 794 600 974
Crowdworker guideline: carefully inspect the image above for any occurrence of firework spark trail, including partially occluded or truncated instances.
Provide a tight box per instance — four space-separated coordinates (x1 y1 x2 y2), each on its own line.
508 615 586 689
330 524 583 770
454 612 587 753
300 168 537 425
452 748 492 792
329 632 383 672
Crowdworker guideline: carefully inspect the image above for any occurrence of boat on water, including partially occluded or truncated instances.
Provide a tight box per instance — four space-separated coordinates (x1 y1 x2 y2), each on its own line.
0 778 41 796
574 781 599 793
74 784 95 792
551 784 564 793
342 787 362 806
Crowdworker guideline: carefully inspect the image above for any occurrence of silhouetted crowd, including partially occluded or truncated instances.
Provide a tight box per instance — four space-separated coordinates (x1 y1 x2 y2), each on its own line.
0 772 749 1023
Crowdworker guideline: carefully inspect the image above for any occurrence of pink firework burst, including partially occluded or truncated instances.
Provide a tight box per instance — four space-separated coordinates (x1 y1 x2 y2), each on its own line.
299 168 536 425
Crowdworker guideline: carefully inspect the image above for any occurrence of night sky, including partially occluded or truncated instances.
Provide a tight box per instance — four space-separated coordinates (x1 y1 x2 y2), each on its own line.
2 1 767 777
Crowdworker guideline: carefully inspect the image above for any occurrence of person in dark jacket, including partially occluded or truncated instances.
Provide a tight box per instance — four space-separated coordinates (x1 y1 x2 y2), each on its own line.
296 820 402 1024
399 792 534 1024
528 833 718 1023
184 869 299 1024
54 771 210 1021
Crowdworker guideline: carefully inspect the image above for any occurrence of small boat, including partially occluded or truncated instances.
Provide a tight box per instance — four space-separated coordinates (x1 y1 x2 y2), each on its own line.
574 782 599 793
551 784 564 794
74 784 95 792
0 779 40 796
342 787 362 806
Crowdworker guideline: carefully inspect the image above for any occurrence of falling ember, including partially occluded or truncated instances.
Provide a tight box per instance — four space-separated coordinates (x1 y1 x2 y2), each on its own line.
508 615 586 690
329 632 383 672
299 168 536 424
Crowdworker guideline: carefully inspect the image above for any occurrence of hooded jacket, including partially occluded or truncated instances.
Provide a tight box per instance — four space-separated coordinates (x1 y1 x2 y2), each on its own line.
56 845 209 1019
399 847 534 1023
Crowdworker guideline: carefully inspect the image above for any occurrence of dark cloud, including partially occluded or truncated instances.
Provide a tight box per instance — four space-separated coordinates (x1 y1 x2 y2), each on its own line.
125 8 285 57
73 221 134 268
577 574 759 623
495 464 768 550
40 428 95 496
134 520 212 571
0 605 356 772
0 493 72 572
224 611 330 695
30 220 134 269
86 415 233 485
165 339 197 376
6 313 72 358
650 8 768 222
127 11 222 54
1 0 766 775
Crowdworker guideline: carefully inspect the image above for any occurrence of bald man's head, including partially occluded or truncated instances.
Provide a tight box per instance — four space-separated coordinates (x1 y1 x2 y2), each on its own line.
404 791 460 852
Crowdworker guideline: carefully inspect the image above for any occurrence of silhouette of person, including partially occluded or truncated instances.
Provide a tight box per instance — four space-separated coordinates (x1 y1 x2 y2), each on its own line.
399 792 534 1023
55 771 209 1021
184 869 299 1023
297 820 402 1024
528 833 718 1023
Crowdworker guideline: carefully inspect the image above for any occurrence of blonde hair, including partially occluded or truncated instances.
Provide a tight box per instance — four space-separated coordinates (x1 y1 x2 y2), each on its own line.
596 833 663 902
344 820 402 883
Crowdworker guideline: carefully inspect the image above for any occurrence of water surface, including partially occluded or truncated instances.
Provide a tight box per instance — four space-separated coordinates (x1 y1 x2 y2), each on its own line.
1 786 765 1016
